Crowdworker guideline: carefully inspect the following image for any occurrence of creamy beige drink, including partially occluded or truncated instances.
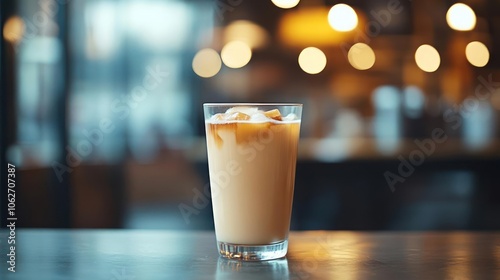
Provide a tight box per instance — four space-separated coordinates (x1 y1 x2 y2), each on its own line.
205 107 300 245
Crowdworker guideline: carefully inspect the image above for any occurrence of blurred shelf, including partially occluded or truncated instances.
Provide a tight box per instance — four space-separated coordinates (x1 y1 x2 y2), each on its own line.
185 137 500 162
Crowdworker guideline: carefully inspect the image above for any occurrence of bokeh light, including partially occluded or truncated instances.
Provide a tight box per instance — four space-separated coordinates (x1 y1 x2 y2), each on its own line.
328 4 358 32
348 43 376 70
465 41 489 67
221 41 252 69
415 44 440 72
3 16 25 44
192 48 222 78
446 3 476 31
278 7 352 47
271 0 300 9
298 47 327 74
224 20 268 49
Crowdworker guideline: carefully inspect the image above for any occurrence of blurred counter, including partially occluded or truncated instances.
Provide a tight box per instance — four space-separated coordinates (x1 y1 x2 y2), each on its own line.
3 230 500 280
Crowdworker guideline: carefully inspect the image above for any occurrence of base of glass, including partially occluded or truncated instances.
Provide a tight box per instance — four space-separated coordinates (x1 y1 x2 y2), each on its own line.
217 240 288 261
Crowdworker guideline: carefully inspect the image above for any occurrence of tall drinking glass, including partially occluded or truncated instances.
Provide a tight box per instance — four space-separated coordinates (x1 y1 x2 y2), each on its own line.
204 103 302 261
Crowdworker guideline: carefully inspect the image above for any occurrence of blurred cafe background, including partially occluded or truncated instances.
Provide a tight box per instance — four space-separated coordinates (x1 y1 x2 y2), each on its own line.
1 0 500 231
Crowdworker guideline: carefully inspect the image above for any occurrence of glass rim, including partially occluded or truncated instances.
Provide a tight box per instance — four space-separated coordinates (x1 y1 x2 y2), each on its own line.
203 103 302 107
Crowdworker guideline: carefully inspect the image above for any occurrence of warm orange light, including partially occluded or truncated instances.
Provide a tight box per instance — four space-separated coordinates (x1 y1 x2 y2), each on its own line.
298 47 327 74
465 41 489 67
3 16 24 44
446 3 476 31
271 0 300 9
328 4 358 32
278 7 352 47
415 44 440 72
221 41 252 69
224 20 268 49
192 48 222 78
348 43 375 70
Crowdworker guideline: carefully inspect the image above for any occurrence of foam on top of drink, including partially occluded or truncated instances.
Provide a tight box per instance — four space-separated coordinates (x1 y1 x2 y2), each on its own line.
207 106 299 123
206 107 300 148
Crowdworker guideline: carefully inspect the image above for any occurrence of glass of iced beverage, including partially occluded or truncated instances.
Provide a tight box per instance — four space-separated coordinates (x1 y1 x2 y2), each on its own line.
204 103 302 261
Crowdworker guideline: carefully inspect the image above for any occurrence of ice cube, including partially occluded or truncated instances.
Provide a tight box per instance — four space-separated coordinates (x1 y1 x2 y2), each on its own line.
225 106 260 116
210 113 225 121
250 112 269 122
226 112 250 121
264 109 282 121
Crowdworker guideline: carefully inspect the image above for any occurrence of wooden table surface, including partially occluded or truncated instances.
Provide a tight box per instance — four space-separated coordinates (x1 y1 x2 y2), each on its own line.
1 230 500 280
